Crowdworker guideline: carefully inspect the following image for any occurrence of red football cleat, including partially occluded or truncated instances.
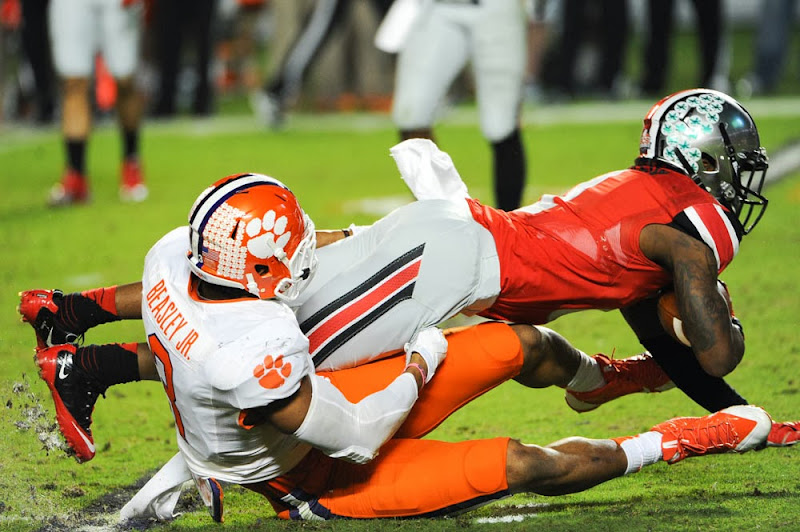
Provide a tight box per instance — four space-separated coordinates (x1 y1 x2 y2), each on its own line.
48 169 89 207
652 405 771 464
565 353 674 412
767 421 800 447
120 159 148 202
35 344 105 462
18 289 82 348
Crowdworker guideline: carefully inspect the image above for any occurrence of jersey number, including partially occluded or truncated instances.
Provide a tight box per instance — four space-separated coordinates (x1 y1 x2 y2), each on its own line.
148 334 186 439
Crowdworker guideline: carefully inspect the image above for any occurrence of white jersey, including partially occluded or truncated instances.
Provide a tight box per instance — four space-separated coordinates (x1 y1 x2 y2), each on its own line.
293 198 500 370
142 228 313 484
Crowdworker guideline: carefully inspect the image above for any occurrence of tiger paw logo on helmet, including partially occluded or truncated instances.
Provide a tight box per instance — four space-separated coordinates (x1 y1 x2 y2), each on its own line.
253 354 292 389
245 210 293 260
187 173 318 301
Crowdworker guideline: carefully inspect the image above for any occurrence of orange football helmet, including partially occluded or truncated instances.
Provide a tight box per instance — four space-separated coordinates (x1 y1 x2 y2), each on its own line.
187 173 317 302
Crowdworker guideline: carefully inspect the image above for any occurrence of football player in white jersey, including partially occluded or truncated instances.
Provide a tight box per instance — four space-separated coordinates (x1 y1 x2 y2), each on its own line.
134 173 452 486
21 172 776 522
390 0 529 211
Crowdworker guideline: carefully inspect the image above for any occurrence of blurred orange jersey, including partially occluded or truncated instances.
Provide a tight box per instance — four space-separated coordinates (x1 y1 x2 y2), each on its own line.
469 163 741 324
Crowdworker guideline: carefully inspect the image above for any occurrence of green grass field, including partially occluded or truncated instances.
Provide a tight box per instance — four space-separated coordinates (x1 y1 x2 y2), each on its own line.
1 97 799 531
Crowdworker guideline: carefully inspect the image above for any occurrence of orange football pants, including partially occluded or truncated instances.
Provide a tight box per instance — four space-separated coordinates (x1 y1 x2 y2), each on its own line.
244 321 525 519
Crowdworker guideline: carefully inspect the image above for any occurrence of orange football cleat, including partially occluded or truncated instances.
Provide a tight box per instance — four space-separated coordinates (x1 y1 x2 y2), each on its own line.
652 405 771 464
565 353 673 412
767 421 800 447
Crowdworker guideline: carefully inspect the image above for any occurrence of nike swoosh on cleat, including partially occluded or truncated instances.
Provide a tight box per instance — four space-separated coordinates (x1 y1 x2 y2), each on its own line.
58 360 70 380
69 419 95 454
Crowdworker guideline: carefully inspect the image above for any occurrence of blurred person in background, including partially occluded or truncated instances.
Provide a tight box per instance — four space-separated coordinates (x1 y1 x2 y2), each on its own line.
0 0 20 122
251 0 392 128
21 0 55 124
523 0 557 104
47 0 147 206
736 0 798 98
305 0 393 113
640 0 730 96
215 0 267 97
551 0 629 100
391 0 528 211
150 0 217 117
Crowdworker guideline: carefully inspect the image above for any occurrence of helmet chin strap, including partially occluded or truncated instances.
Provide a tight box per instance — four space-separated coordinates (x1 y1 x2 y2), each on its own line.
673 148 698 182
272 248 299 300
245 273 261 297
718 122 742 188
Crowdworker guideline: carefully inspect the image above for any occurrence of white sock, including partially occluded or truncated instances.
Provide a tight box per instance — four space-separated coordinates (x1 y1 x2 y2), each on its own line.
566 352 605 392
619 432 664 475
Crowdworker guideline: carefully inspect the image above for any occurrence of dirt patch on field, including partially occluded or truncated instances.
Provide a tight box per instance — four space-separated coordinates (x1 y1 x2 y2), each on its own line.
33 476 203 531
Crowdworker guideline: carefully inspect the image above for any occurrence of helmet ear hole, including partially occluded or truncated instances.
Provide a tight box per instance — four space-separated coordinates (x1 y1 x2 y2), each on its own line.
254 264 270 276
701 153 717 172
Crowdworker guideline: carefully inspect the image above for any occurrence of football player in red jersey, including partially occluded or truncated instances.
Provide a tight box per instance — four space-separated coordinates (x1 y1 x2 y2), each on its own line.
19 90 798 464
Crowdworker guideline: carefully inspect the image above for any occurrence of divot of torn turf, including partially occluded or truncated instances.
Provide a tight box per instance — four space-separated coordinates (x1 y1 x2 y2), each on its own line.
10 375 71 456
33 471 204 532
6 377 200 531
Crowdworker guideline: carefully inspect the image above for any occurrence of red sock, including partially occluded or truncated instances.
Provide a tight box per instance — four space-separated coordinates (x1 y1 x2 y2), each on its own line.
79 286 118 315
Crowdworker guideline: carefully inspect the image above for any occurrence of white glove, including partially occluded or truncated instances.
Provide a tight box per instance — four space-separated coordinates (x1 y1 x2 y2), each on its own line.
347 223 369 236
404 327 447 384
390 139 470 201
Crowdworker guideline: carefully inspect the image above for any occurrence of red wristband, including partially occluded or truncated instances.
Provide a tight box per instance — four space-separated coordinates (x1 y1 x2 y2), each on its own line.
405 362 427 386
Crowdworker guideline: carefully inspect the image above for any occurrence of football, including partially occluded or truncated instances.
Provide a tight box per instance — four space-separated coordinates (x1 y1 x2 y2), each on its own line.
657 281 733 346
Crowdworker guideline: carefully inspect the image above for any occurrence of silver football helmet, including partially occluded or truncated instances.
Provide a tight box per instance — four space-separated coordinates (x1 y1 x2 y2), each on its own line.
639 89 769 234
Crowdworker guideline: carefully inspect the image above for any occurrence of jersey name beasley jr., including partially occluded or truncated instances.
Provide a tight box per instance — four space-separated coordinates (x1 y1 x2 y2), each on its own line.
145 279 200 360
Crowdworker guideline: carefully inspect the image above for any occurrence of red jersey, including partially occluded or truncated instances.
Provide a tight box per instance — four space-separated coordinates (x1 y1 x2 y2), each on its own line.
468 164 741 324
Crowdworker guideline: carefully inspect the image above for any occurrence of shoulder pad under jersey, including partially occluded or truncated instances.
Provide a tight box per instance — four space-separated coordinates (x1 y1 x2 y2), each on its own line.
205 316 312 409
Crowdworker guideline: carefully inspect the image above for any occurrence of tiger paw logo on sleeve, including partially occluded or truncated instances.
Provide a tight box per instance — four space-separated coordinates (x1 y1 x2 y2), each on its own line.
253 354 292 389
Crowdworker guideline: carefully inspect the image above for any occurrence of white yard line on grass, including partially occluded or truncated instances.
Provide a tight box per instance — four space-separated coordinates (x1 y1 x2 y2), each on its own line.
471 502 551 524
341 195 412 216
766 139 800 185
3 97 800 144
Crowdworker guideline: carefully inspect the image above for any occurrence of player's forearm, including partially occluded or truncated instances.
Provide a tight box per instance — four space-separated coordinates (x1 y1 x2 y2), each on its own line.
116 281 144 318
315 230 350 248
315 224 369 248
677 277 742 377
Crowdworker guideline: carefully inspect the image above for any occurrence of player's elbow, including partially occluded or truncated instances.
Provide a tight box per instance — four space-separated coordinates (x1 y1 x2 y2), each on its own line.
697 347 742 378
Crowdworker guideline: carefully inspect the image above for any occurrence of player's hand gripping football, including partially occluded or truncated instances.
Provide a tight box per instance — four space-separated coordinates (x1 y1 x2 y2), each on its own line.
657 279 743 346
404 327 448 384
